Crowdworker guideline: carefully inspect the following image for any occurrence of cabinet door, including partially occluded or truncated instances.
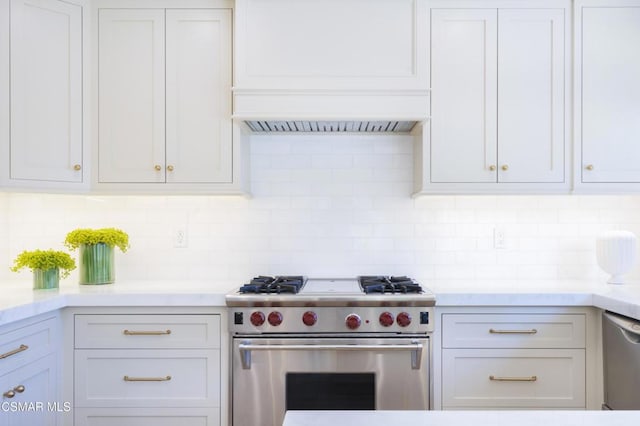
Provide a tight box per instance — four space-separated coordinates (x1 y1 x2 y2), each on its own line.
430 9 498 183
497 9 565 183
581 6 640 183
165 10 232 183
9 0 82 183
98 9 165 183
0 354 58 426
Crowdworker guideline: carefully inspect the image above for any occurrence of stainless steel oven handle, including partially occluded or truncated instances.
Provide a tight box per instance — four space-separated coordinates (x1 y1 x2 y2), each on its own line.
238 340 424 370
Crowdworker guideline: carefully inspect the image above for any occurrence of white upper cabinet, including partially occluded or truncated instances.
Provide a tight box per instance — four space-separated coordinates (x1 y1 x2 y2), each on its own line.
1 0 84 189
576 0 640 189
497 9 565 184
97 9 165 184
419 1 570 194
95 2 242 193
430 9 497 184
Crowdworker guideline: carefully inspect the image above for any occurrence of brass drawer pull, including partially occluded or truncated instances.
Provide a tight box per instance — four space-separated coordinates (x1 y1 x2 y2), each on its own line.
489 328 537 334
124 375 171 382
0 344 29 359
490 375 537 382
123 329 171 336
3 390 15 398
13 385 25 393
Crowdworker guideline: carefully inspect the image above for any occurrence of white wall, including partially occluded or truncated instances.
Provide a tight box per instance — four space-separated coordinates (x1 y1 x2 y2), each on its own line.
2 134 640 289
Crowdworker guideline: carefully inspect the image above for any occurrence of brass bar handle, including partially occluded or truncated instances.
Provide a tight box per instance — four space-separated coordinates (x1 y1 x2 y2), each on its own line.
124 375 171 382
0 344 29 359
123 329 171 336
490 375 537 382
489 328 537 334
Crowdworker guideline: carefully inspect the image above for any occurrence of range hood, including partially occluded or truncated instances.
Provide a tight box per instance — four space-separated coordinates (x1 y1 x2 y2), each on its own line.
244 120 418 133
232 88 430 134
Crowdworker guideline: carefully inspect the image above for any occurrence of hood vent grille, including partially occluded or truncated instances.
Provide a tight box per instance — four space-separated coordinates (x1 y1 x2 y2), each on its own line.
244 120 417 133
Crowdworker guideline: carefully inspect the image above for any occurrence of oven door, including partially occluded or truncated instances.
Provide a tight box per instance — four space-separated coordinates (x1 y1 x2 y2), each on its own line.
231 336 430 426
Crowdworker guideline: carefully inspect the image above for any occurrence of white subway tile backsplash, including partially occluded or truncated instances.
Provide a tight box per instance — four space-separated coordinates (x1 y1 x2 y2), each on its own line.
2 134 640 285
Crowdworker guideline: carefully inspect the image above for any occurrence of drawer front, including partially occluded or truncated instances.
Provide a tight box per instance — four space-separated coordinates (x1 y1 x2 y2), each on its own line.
75 315 220 349
0 353 58 426
442 348 585 408
442 314 586 348
74 349 220 407
74 407 219 426
0 317 58 375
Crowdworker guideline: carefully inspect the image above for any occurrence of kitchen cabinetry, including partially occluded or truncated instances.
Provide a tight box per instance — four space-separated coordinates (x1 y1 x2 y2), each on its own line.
95 1 245 194
575 0 640 190
0 314 60 426
0 0 85 190
439 310 587 409
417 1 570 194
73 312 222 426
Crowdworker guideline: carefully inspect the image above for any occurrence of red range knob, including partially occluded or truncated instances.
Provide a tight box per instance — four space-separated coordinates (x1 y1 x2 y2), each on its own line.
268 311 283 326
345 314 361 330
302 311 317 326
250 311 265 326
379 311 395 327
396 312 412 327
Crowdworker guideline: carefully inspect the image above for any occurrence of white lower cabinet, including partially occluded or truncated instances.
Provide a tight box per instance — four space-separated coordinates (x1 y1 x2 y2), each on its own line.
0 315 60 426
438 309 591 410
442 348 585 408
74 408 219 426
73 313 222 426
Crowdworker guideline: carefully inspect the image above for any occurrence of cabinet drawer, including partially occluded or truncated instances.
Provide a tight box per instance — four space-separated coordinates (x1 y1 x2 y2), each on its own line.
0 317 57 374
74 349 220 407
75 315 220 349
442 348 585 408
442 314 585 348
75 407 219 426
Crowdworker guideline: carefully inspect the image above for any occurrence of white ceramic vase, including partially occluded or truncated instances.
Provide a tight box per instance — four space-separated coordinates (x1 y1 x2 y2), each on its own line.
596 230 638 284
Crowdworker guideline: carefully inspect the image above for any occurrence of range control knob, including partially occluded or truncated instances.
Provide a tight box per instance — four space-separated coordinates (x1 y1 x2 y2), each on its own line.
250 311 265 327
268 311 283 326
345 314 362 330
379 311 395 327
396 312 412 327
302 311 317 326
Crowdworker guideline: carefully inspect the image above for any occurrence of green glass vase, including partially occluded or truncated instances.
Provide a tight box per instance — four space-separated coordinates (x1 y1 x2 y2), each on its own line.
79 243 114 285
33 268 60 290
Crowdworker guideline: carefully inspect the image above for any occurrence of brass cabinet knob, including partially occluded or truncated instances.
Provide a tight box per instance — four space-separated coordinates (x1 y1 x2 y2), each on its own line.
13 385 25 393
73 164 81 171
501 165 509 171
489 165 496 171
167 165 174 172
3 390 15 398
154 165 162 171
585 164 594 171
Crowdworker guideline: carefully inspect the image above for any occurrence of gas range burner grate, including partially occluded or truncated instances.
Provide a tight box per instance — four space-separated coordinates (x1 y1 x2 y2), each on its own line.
359 276 423 294
238 276 305 294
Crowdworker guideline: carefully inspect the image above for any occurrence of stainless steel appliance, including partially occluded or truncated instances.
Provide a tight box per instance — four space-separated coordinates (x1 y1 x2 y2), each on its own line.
602 310 640 410
226 276 435 426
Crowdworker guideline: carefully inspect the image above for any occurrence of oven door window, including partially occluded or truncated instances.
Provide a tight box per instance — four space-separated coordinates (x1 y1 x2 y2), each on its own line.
286 373 375 410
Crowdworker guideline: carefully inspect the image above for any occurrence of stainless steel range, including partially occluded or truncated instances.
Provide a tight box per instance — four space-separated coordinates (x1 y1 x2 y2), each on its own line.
226 276 435 426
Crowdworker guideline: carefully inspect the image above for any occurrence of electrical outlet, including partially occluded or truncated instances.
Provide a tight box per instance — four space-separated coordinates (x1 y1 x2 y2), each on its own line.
493 227 506 249
174 225 188 248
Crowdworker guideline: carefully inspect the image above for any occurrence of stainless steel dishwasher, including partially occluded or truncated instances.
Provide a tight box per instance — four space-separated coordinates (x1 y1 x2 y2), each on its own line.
602 311 640 409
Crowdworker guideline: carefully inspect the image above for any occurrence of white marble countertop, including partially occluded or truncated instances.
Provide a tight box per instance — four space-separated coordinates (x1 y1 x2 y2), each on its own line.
1 278 640 326
282 410 640 426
